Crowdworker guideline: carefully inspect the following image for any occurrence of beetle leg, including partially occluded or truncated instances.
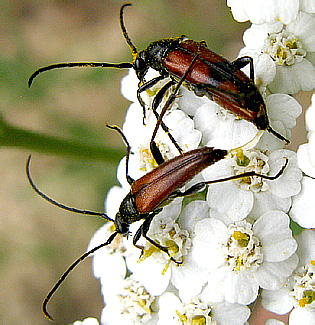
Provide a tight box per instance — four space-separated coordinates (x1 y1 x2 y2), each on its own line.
150 48 201 159
133 210 182 264
132 211 158 251
150 141 165 166
137 74 167 123
106 124 134 185
150 79 184 156
137 74 182 154
232 56 255 82
170 158 288 199
169 183 207 198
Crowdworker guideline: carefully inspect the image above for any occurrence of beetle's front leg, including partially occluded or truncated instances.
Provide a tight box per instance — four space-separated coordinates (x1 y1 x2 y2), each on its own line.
133 210 182 264
137 74 166 123
232 56 255 82
150 80 184 157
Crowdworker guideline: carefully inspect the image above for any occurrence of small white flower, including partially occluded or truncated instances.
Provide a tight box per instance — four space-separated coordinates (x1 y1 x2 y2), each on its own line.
100 276 158 325
227 0 300 25
192 211 298 305
261 229 315 324
202 148 301 223
241 12 315 94
158 291 250 324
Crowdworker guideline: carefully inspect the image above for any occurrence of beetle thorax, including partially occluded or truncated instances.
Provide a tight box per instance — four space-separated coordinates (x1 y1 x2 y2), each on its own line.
142 38 181 73
116 192 146 232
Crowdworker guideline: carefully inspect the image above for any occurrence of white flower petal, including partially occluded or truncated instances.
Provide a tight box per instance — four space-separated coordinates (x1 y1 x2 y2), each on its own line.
200 267 228 303
266 94 302 130
265 319 285 325
171 253 208 302
299 0 315 14
157 292 182 325
254 254 299 290
289 306 315 324
211 301 250 324
194 102 258 149
290 176 315 228
222 269 259 304
269 59 315 94
286 12 315 52
267 149 302 198
295 229 315 266
207 181 253 223
262 286 294 314
121 69 138 102
251 191 291 218
178 87 209 116
192 218 227 270
178 200 209 234
228 0 299 24
105 185 128 217
297 143 315 178
126 256 171 296
253 211 297 262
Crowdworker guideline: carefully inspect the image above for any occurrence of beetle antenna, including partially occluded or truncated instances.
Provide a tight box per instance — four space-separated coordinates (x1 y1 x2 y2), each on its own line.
120 3 138 57
26 155 114 223
28 61 132 87
267 126 290 144
42 231 119 321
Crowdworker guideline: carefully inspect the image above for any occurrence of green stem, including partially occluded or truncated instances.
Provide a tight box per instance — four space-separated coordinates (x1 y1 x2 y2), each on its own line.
0 115 124 162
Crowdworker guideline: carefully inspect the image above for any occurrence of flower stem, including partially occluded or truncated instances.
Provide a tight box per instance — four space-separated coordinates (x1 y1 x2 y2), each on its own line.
0 114 124 162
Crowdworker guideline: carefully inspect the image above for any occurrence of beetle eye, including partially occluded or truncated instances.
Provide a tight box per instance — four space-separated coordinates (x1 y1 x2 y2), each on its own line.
134 57 146 72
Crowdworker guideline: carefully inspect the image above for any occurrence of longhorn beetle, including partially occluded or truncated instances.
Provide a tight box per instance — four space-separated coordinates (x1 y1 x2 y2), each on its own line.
28 3 289 144
26 125 288 321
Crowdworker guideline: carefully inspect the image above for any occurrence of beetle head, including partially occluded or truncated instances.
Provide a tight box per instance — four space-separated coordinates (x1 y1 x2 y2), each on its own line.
115 212 130 236
133 52 149 82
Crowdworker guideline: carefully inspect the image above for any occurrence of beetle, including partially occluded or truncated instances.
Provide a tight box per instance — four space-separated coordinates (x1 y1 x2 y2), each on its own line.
26 124 288 321
28 3 289 145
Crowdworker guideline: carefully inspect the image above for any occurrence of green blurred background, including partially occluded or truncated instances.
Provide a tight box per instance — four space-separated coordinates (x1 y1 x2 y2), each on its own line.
1 1 309 324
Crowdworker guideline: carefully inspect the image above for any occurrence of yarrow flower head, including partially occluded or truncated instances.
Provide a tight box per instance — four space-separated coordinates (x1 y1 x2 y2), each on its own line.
158 292 250 324
261 230 315 323
100 276 158 324
240 11 315 94
192 211 298 305
86 2 313 323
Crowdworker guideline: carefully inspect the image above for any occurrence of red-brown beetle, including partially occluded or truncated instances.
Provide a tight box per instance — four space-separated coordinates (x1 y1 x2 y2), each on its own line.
26 125 287 321
28 3 289 144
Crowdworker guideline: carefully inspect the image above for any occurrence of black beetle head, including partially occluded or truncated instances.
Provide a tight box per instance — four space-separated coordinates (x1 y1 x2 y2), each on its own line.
133 52 148 82
115 212 130 236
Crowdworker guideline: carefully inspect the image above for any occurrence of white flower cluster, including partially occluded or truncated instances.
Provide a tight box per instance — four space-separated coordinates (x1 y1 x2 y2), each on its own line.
87 2 314 324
